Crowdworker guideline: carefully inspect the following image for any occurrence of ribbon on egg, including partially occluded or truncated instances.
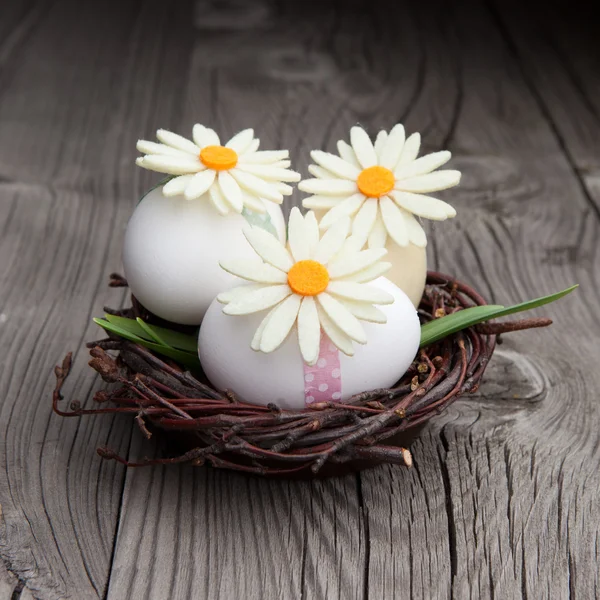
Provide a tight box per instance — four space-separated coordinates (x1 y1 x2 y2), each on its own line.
303 336 342 405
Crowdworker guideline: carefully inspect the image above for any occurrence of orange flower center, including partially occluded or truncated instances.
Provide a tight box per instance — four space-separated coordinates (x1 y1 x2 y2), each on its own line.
287 260 330 296
357 165 395 198
199 145 238 170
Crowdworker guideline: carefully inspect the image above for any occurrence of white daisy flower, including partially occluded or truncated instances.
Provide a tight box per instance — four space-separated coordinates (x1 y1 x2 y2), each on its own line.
298 124 460 248
217 207 395 366
136 125 301 215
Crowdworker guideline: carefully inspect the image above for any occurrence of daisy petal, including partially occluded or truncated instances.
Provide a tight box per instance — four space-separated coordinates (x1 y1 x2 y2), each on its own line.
337 140 360 168
318 193 365 230
396 170 461 193
327 248 388 279
241 192 267 214
260 294 302 353
244 226 294 272
162 175 194 197
394 150 452 180
390 190 455 219
218 170 243 213
239 150 289 164
339 299 387 323
209 183 230 215
297 297 321 365
272 182 293 196
380 195 409 246
298 178 358 196
236 163 301 182
350 126 378 169
311 150 361 180
192 124 220 148
302 195 342 210
271 160 291 169
308 164 335 179
218 283 269 304
379 123 406 170
313 217 351 264
343 261 392 283
184 169 216 200
139 155 202 175
304 211 320 256
403 210 428 247
374 130 388 156
351 197 378 247
231 169 284 203
368 212 388 248
317 292 367 344
251 309 275 351
244 138 260 155
223 285 291 315
396 132 421 166
156 129 200 155
226 128 254 154
338 236 365 255
316 304 355 356
288 207 310 262
327 280 394 305
137 140 189 157
220 259 288 284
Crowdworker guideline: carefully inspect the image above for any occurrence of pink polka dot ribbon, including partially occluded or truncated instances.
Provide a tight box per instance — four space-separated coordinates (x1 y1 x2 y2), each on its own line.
303 335 342 405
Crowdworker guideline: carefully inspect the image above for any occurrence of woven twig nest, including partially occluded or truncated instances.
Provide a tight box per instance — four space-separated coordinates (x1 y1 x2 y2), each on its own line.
53 271 542 478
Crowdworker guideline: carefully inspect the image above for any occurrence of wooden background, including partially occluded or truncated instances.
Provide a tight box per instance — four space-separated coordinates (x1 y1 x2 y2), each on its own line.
1 0 598 598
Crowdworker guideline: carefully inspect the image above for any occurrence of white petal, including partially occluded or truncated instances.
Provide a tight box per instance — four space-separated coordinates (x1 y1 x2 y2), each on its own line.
244 226 294 272
327 280 394 305
231 169 284 203
241 192 267 214
209 183 230 215
304 211 320 256
313 217 351 264
137 140 189 157
380 195 409 246
394 150 452 180
317 293 367 344
390 190 456 219
156 129 200 155
243 138 260 155
220 259 288 284
350 126 378 168
218 170 243 213
396 132 421 166
218 283 269 304
318 194 365 230
308 164 335 179
239 150 289 164
259 294 302 353
396 170 461 193
337 140 360 168
139 155 202 175
316 304 355 356
328 248 388 279
287 207 309 262
311 150 361 180
302 195 342 210
298 178 358 196
343 261 391 283
374 130 388 156
162 175 194 197
226 128 254 154
192 124 220 148
236 163 301 182
297 297 321 365
338 235 365 255
272 182 293 196
379 124 406 170
351 197 378 247
223 285 292 315
184 169 216 200
368 212 387 248
271 160 291 169
251 309 275 351
339 299 387 323
403 210 428 247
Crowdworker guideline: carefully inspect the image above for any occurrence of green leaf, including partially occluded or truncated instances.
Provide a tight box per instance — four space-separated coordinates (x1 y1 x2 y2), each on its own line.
419 285 578 348
242 207 279 238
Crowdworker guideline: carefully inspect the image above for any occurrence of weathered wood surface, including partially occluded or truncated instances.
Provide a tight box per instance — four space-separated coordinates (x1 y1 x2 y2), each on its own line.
0 1 598 598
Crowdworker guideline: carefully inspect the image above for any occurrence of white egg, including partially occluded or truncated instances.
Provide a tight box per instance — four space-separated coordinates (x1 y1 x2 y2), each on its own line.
198 277 421 410
122 186 286 325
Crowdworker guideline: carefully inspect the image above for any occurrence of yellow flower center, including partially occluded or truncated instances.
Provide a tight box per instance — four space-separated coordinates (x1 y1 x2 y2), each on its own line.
199 145 238 170
287 260 330 296
357 165 395 198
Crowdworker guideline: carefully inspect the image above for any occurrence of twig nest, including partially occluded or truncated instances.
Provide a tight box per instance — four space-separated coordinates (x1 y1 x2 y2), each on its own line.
122 187 285 325
198 277 420 409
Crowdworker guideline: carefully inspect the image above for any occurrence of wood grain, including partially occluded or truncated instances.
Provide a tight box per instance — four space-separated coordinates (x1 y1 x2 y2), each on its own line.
0 0 598 599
